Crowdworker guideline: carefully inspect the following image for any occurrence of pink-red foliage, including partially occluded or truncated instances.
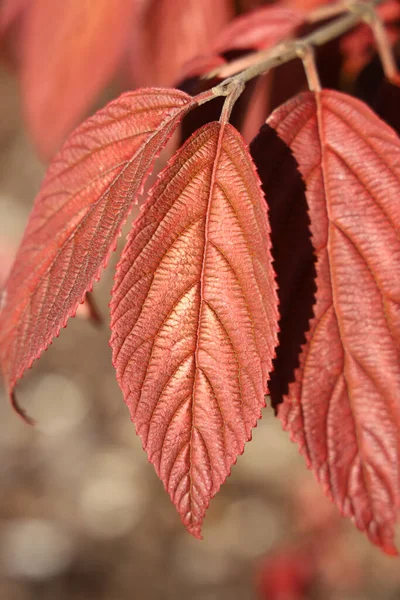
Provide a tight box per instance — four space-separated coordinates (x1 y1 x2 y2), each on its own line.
110 122 278 536
20 0 139 158
0 88 195 420
267 90 400 554
1 0 400 554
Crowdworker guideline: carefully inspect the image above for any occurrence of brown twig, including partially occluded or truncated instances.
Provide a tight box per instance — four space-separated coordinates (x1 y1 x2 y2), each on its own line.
296 43 322 92
206 0 387 94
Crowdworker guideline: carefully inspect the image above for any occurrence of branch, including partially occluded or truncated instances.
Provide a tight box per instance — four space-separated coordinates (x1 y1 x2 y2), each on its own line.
205 0 392 98
350 1 399 80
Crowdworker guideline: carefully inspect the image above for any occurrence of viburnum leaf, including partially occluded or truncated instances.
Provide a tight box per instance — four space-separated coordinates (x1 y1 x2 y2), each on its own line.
260 89 400 554
212 5 304 53
110 121 279 536
178 5 304 83
130 0 232 88
21 0 138 158
0 88 195 421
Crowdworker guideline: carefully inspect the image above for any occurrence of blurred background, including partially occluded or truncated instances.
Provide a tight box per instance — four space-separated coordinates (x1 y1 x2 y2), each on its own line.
1 0 400 599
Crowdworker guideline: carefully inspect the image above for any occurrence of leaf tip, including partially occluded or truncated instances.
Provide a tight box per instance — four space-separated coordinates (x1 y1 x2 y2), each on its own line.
10 390 35 426
382 544 398 557
185 522 203 540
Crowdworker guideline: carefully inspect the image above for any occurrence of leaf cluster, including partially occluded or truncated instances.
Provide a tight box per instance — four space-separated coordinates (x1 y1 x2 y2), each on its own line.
1 0 400 555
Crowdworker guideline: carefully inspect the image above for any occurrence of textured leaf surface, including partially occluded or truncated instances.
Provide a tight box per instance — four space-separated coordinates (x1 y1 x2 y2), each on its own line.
130 0 232 87
0 88 194 417
265 90 400 553
21 0 138 158
110 122 278 536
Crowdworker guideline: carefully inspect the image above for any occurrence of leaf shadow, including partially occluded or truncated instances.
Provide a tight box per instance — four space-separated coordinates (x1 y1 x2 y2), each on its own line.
355 52 400 136
250 124 317 411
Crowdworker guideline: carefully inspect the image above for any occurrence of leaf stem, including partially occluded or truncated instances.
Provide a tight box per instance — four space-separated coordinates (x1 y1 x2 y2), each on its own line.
296 44 321 92
219 81 246 123
307 2 349 23
349 1 399 81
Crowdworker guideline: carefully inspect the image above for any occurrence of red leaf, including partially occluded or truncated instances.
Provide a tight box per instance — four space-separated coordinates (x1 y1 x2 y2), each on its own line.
340 1 400 77
265 90 400 554
178 5 304 82
0 88 195 420
110 122 278 536
21 0 138 158
130 0 232 87
213 5 304 53
0 0 29 36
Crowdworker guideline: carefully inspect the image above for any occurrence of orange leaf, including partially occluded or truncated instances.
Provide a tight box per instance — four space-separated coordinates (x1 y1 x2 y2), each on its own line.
0 88 194 421
260 90 400 554
110 122 278 536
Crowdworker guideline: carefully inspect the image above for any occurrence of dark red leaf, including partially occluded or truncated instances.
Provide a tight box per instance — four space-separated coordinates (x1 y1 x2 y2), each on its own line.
110 121 278 536
340 1 400 77
21 0 138 158
177 5 304 85
266 90 400 554
0 88 195 420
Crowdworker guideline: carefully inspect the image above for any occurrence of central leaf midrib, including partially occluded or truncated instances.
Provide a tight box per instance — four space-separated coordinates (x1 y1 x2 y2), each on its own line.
188 123 225 525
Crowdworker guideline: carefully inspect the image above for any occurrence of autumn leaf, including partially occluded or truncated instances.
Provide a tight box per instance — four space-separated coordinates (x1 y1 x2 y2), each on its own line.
0 88 195 421
212 4 304 53
260 89 400 554
21 0 138 158
110 121 278 536
130 0 233 88
179 4 304 83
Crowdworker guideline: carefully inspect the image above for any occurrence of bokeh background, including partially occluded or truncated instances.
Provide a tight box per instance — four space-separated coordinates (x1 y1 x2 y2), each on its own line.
1 0 400 598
